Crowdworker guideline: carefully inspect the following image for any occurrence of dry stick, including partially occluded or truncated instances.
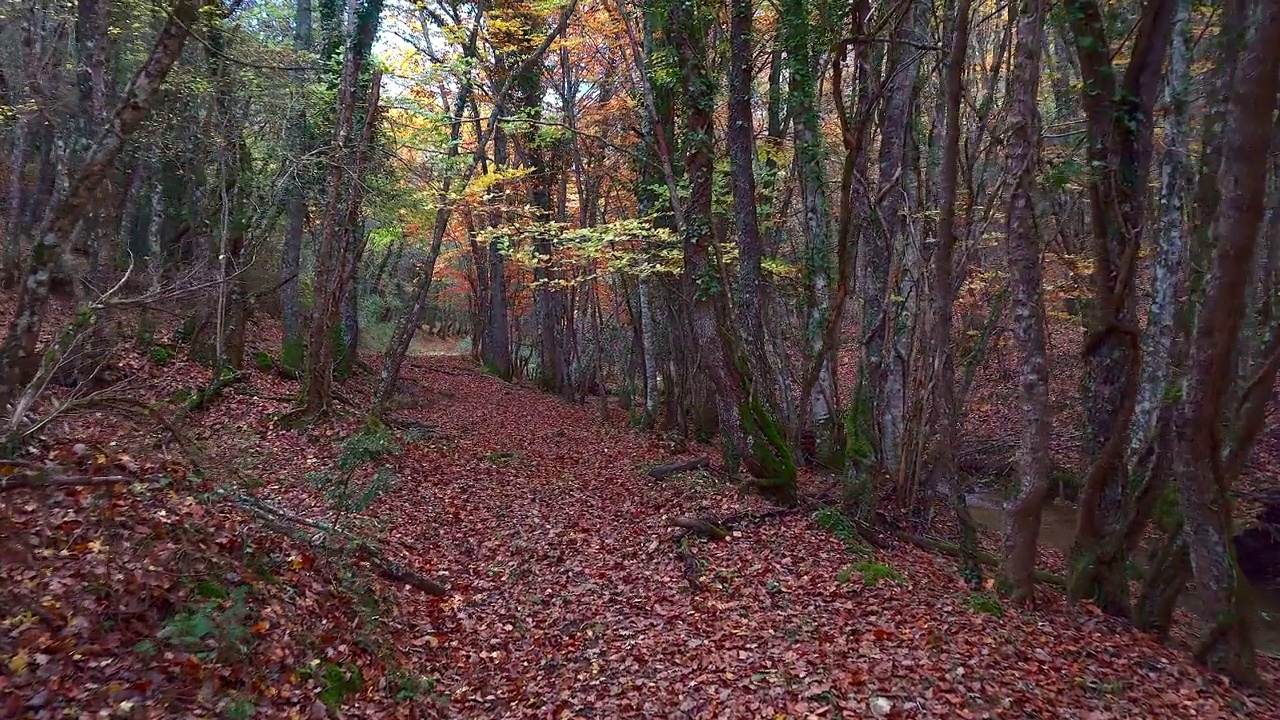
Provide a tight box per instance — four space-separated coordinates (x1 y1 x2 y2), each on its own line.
0 474 137 492
233 495 447 595
94 397 448 595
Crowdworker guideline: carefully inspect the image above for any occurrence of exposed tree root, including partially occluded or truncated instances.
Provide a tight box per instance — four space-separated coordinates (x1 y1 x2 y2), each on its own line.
891 529 1065 588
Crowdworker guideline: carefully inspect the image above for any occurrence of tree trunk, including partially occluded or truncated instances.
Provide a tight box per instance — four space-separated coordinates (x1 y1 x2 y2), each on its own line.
281 0 314 357
1172 3 1280 684
782 0 837 465
0 0 202 410
726 0 774 417
921 0 978 569
668 0 793 496
4 115 29 282
1130 0 1191 461
871 0 926 479
1065 0 1175 616
1000 0 1051 605
303 0 362 414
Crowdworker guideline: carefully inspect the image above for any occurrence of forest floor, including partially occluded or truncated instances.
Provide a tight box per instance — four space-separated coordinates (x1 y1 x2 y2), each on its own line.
2 308 1279 718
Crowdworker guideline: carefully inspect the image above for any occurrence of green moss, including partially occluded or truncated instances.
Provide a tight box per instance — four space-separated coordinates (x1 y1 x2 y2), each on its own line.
150 345 175 366
252 351 274 372
967 591 1004 617
331 324 353 379
843 379 875 467
854 560 905 586
280 337 305 374
739 391 796 503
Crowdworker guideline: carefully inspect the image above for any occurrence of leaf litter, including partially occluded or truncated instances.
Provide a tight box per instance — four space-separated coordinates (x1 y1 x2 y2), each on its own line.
1 344 1276 718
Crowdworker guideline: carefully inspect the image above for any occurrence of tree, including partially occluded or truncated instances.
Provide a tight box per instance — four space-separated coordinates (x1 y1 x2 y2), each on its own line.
1000 0 1051 604
280 0 315 365
1171 1 1280 683
0 0 203 412
1064 0 1175 615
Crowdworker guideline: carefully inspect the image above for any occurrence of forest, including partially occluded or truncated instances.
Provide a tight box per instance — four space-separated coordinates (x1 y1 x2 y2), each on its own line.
1 0 1280 716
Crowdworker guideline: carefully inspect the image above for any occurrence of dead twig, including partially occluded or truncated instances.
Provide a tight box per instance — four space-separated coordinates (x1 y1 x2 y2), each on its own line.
233 494 448 595
0 474 138 492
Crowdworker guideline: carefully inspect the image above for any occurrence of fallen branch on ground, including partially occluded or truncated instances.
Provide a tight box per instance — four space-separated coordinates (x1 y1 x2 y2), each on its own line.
233 494 448 595
669 516 729 540
891 529 1065 587
0 473 139 492
186 371 246 412
648 456 710 480
86 397 450 596
667 506 805 591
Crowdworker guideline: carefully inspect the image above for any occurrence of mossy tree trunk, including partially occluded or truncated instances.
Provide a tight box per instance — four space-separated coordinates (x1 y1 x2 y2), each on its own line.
666 0 794 500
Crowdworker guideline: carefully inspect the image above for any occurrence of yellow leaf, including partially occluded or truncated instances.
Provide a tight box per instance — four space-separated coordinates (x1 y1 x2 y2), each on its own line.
7 651 29 674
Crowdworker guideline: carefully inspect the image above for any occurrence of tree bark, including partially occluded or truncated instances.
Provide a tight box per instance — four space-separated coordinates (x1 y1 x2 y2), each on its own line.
1000 0 1051 605
1129 0 1191 461
1065 0 1175 615
281 0 314 354
668 0 794 496
871 0 926 479
921 0 978 572
726 0 774 418
1172 3 1280 684
783 0 838 464
303 0 364 414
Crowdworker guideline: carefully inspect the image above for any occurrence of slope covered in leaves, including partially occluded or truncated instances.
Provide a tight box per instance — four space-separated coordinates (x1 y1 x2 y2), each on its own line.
371 358 1278 718
3 342 1277 718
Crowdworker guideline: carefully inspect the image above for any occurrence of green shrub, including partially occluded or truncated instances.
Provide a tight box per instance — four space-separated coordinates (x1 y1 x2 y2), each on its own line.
317 661 364 709
155 584 256 661
967 591 1004 617
305 426 400 525
150 345 175 366
814 508 865 551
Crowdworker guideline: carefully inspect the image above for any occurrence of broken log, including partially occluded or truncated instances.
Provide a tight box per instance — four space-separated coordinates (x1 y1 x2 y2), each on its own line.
647 455 710 480
669 516 729 540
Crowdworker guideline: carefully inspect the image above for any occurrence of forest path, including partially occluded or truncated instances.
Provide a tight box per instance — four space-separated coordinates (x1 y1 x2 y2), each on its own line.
380 357 1275 719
